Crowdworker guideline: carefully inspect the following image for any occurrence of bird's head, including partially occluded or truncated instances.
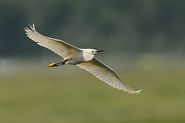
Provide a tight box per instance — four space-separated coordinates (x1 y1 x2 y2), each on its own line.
87 49 104 55
82 49 104 61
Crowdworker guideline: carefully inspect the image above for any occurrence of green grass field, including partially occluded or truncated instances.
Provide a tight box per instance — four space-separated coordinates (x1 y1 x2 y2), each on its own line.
0 63 185 123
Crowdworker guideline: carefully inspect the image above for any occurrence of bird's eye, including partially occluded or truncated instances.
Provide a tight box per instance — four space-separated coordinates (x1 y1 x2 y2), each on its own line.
92 50 96 54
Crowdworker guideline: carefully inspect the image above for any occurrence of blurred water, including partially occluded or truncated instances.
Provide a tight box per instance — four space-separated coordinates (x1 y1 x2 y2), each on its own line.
1 53 185 76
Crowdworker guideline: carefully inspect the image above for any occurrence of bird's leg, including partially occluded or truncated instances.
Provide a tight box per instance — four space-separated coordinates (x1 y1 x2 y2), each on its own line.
48 59 69 67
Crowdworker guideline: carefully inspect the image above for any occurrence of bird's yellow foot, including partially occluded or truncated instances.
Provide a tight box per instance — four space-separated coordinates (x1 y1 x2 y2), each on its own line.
48 63 57 67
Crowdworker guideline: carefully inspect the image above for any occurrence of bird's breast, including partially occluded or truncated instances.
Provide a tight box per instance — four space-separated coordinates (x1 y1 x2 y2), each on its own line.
82 52 95 61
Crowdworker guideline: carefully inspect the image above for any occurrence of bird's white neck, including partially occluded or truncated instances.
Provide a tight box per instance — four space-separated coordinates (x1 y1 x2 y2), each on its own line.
82 49 95 61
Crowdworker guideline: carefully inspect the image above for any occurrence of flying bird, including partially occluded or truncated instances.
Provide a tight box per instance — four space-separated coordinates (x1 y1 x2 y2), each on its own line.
25 24 141 94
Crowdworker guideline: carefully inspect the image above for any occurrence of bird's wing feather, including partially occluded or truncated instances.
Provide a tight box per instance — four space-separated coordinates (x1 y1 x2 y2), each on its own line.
77 58 141 94
25 24 80 58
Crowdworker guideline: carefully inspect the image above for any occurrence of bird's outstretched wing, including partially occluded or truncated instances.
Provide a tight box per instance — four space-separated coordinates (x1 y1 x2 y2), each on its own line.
77 59 141 94
25 24 80 59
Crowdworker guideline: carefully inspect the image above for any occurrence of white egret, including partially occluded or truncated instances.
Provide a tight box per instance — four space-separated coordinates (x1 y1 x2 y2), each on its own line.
25 24 141 94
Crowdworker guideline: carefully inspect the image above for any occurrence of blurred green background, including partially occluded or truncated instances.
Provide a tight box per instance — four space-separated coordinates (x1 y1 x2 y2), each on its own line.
0 0 185 123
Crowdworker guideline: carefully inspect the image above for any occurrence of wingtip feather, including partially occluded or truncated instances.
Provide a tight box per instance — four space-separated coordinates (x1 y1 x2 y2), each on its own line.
24 25 40 45
129 89 142 95
25 23 37 33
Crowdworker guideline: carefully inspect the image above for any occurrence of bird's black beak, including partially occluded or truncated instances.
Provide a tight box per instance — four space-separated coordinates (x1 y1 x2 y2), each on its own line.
96 50 104 53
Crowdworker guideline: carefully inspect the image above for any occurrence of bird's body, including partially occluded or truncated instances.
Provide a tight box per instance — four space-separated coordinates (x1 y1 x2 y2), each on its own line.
67 49 97 64
25 24 141 94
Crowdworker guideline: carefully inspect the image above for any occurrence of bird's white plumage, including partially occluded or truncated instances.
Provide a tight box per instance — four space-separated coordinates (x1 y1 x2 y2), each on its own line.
77 59 141 94
25 24 141 94
25 24 80 59
82 49 96 61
